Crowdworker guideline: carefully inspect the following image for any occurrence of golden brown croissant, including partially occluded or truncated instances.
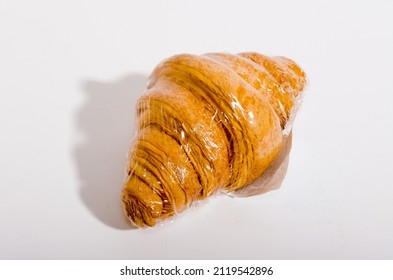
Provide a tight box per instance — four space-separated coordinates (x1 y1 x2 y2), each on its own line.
122 52 307 227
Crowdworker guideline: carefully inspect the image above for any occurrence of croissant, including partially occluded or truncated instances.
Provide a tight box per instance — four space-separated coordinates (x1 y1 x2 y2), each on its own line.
122 52 307 227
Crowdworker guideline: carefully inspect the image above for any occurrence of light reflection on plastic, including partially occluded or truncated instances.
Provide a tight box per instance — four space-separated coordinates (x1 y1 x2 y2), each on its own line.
248 111 255 125
230 95 245 112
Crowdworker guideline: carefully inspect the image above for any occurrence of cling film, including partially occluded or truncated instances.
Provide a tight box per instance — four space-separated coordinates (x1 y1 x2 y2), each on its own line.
122 52 307 227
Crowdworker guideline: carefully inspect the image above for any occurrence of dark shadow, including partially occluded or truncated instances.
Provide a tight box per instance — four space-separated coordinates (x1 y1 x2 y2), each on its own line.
74 74 148 229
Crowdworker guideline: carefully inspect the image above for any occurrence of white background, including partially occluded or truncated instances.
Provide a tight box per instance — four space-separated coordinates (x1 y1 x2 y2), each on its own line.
1 0 392 259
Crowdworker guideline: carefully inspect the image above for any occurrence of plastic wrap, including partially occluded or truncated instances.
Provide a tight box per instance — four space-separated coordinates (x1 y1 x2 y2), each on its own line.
121 52 307 228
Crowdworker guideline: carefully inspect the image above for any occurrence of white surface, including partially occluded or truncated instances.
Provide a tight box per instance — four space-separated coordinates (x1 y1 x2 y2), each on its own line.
1 0 393 259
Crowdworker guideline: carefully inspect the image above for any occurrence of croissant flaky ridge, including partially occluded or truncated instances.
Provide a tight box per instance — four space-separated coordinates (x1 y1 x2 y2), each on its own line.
122 52 307 227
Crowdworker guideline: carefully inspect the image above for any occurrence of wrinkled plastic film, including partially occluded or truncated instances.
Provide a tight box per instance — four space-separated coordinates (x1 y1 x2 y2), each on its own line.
122 52 307 228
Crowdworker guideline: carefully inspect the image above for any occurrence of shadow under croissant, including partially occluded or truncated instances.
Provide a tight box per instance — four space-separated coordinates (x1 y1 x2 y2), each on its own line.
74 74 148 230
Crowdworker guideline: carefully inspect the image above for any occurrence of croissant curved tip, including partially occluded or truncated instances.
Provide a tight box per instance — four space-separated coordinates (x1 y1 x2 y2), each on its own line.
122 190 157 228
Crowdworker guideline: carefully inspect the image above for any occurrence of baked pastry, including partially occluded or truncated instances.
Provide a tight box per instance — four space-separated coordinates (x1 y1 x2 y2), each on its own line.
122 52 307 227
